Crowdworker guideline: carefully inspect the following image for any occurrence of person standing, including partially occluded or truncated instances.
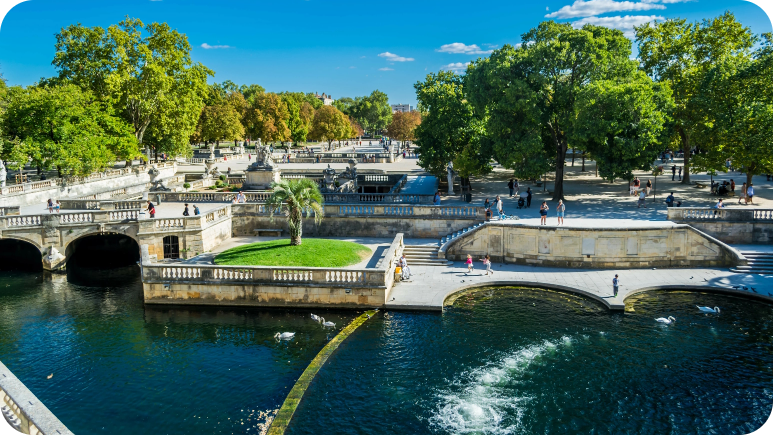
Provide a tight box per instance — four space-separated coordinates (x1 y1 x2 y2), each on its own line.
612 274 620 297
465 254 474 274
484 198 492 222
730 179 735 194
481 254 493 275
47 198 53 213
513 179 519 196
399 254 411 279
526 188 532 208
540 201 548 225
556 200 565 225
508 179 515 198
646 179 652 195
55 200 61 213
183 203 190 216
237 191 246 203
146 200 156 219
433 191 441 206
193 204 200 215
747 184 754 204
739 182 747 204
678 166 682 181
495 195 503 219
671 165 676 181
638 189 647 208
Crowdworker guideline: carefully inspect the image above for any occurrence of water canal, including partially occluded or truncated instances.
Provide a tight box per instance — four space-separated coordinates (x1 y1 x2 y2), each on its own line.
1 265 772 434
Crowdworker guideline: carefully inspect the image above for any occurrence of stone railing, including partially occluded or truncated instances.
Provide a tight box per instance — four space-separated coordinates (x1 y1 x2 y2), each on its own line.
0 360 74 434
155 191 273 203
321 192 433 204
668 207 773 221
140 204 232 233
231 203 483 220
0 206 20 216
141 233 404 290
388 174 408 194
2 216 42 227
58 199 144 211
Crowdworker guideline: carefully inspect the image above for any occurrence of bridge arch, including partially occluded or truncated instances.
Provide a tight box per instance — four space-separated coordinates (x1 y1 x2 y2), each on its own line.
0 237 43 271
64 232 141 269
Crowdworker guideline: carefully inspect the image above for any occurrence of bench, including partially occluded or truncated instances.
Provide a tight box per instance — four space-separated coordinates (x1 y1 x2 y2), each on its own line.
253 228 283 237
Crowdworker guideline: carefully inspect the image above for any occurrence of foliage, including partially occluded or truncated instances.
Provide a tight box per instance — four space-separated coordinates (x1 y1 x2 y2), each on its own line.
332 97 356 115
245 93 290 143
198 103 244 144
52 18 213 147
349 90 392 135
304 92 323 110
280 93 314 144
349 117 364 138
574 69 673 182
213 238 370 267
414 70 488 178
386 111 421 141
309 105 352 147
1 83 139 175
265 178 324 245
240 84 265 104
635 12 757 183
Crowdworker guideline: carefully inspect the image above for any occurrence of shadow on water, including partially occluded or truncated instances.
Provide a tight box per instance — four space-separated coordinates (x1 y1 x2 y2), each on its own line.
0 239 43 272
65 233 140 287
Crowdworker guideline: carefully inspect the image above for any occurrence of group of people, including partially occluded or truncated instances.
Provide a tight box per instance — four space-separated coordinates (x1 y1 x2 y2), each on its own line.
46 198 61 213
737 182 755 205
181 203 200 216
482 194 565 225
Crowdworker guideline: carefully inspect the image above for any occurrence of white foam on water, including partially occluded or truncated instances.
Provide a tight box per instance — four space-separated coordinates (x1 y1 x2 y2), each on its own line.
430 336 573 434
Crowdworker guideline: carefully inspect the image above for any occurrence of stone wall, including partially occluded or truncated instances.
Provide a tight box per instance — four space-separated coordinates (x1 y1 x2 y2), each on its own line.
232 209 479 239
667 208 773 244
442 222 743 268
0 360 73 434
138 206 232 260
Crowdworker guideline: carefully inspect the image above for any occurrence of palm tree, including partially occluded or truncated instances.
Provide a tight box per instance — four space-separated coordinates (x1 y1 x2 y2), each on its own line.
266 178 324 245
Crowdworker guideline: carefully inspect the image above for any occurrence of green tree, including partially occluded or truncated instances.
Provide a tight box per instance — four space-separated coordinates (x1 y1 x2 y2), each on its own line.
414 71 489 178
197 103 244 145
2 84 138 176
350 90 392 136
386 110 421 142
304 92 323 110
265 178 324 246
52 18 213 147
332 96 356 115
240 84 265 104
466 22 633 199
574 70 673 182
245 93 290 144
280 92 314 146
309 105 351 150
693 34 773 186
635 12 757 183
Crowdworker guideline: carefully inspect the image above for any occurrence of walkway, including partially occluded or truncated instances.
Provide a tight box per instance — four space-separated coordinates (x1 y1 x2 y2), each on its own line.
388 244 773 311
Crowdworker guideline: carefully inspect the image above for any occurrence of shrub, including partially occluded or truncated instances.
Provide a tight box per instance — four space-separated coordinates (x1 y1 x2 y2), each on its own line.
183 183 191 190
219 174 227 181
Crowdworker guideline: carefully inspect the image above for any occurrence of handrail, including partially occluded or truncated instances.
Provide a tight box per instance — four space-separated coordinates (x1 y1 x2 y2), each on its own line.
667 207 772 221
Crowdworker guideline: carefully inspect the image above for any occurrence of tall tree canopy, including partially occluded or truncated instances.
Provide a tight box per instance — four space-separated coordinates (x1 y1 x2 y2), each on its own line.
280 92 314 145
414 71 488 178
386 110 422 142
52 18 212 147
309 105 352 149
197 103 244 145
635 12 757 183
245 93 290 143
332 97 356 116
350 90 392 136
2 84 138 175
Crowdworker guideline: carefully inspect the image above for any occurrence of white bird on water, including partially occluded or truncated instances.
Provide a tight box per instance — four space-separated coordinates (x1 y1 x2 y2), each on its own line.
274 332 295 340
320 318 336 327
311 314 321 322
655 316 676 324
697 306 720 314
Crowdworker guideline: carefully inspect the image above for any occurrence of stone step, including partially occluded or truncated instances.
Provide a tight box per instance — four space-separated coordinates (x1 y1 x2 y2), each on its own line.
405 260 452 266
730 268 773 274
403 246 440 252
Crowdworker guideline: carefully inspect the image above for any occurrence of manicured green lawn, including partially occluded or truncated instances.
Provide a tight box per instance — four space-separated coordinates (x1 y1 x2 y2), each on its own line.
213 238 372 267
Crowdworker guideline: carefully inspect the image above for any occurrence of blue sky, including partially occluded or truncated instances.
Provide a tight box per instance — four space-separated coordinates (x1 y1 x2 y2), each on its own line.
0 0 771 106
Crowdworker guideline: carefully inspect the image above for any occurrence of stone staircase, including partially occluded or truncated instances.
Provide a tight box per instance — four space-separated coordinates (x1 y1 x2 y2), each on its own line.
402 245 452 266
439 222 485 248
731 251 773 274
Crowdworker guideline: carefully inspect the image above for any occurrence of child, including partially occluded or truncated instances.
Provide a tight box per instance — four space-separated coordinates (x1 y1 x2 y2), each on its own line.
465 254 474 274
481 254 493 275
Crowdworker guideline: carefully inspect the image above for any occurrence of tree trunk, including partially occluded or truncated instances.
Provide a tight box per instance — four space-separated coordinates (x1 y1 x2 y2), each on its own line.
572 148 575 166
552 142 567 201
677 127 691 184
747 171 754 188
581 151 586 172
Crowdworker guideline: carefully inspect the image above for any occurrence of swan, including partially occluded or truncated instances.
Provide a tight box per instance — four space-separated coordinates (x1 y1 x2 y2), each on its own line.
655 316 676 324
320 317 335 327
310 314 321 322
274 332 295 340
697 306 720 314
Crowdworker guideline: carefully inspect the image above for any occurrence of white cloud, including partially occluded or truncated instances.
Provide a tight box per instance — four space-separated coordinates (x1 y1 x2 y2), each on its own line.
545 0 665 19
379 67 394 71
572 14 664 37
378 52 414 62
350 66 356 69
442 62 471 72
201 43 231 49
436 43 493 55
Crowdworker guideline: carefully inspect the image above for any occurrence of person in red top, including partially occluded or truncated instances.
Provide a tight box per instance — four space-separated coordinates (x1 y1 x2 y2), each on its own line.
146 201 156 219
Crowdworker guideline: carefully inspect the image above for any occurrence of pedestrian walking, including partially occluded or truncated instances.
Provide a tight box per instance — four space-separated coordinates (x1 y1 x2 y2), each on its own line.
508 179 515 197
747 184 754 204
193 205 200 215
146 201 155 219
494 195 503 219
678 166 682 181
481 254 493 275
556 200 565 225
465 254 474 274
183 203 190 216
638 189 647 208
646 179 652 195
540 201 548 225
613 274 620 297
55 200 61 213
739 182 747 204
47 198 53 213
526 188 532 208
671 165 676 181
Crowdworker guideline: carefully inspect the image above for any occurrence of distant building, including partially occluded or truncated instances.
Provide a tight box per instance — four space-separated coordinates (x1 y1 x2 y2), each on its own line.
314 92 334 106
391 104 414 113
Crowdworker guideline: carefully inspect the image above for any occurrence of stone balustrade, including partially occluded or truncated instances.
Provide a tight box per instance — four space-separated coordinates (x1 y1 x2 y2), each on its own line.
668 207 773 221
58 199 143 211
667 207 773 244
0 360 73 434
0 206 20 216
154 191 434 204
155 191 272 203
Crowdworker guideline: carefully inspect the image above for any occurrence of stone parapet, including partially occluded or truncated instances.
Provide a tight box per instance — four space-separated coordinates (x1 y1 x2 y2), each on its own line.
668 207 773 244
0 360 73 435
